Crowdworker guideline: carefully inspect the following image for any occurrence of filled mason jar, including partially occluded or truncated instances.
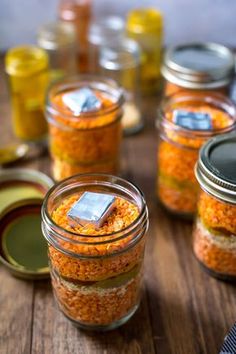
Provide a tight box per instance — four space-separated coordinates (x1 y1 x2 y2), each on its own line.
156 92 236 218
41 174 149 330
46 76 124 180
193 133 236 280
5 46 49 142
99 38 143 135
162 43 235 97
126 8 163 94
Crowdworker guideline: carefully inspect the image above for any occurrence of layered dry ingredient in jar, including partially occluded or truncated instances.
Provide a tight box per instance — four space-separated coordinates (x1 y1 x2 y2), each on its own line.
193 134 236 280
156 93 236 217
42 174 148 330
46 77 124 180
162 43 235 97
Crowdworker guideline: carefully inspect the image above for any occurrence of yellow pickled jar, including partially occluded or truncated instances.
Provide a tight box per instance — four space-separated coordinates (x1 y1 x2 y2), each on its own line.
5 46 49 142
126 8 163 94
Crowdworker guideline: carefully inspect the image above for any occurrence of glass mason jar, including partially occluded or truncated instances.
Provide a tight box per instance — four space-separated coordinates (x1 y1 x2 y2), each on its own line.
41 173 149 330
99 38 143 135
162 43 235 97
88 16 125 74
5 46 49 142
58 0 92 73
46 76 124 180
37 21 77 81
193 133 236 280
126 8 163 94
156 92 236 218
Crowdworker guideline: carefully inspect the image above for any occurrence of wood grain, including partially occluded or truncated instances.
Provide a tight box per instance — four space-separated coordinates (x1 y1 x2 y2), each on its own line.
0 61 236 354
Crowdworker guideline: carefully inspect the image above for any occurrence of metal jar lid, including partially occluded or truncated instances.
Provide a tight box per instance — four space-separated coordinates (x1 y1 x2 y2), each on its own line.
162 43 235 89
195 133 236 204
0 198 49 280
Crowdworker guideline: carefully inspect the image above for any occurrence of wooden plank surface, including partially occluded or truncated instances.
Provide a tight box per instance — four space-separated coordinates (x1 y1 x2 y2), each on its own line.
0 67 236 354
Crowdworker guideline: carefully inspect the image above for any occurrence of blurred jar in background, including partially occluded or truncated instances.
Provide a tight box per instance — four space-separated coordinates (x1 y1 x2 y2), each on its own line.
99 38 143 135
5 46 49 143
37 22 77 81
88 16 125 74
126 8 163 95
59 0 92 73
162 43 235 97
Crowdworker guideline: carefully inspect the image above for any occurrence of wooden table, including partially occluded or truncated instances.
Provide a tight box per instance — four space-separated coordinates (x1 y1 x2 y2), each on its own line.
0 73 235 354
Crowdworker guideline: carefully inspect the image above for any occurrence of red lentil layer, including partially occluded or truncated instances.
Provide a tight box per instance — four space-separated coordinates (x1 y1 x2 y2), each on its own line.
193 219 236 276
52 269 142 325
49 194 145 281
49 90 122 180
157 105 232 215
164 81 229 97
193 191 236 276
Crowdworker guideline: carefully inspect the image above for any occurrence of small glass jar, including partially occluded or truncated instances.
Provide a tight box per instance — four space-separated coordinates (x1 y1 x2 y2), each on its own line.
37 21 77 80
162 43 235 97
46 76 124 180
99 38 143 135
58 0 92 73
41 173 149 330
156 92 236 218
193 133 236 280
88 16 125 74
126 8 163 94
5 46 49 142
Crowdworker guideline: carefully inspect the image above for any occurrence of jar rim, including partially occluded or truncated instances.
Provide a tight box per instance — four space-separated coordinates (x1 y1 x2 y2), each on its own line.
45 75 125 126
5 45 48 76
42 173 148 241
162 42 235 89
157 91 236 140
195 132 236 204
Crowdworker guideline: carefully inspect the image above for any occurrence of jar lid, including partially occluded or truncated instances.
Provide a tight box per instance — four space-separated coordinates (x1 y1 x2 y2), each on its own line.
37 22 76 50
195 133 236 204
162 43 235 89
0 199 49 280
99 38 141 70
126 8 163 33
0 144 29 165
5 46 49 77
0 168 54 214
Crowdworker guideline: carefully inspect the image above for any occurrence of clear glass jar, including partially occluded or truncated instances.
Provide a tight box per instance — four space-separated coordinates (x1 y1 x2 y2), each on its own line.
37 21 77 80
46 76 124 180
156 92 236 218
193 133 236 280
41 173 149 330
5 46 49 142
162 43 235 97
126 8 163 94
88 16 125 74
99 38 143 135
58 0 92 73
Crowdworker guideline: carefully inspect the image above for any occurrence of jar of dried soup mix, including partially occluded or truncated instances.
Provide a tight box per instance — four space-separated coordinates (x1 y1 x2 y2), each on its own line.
46 76 124 180
193 133 236 280
42 174 149 330
156 92 236 217
162 43 235 97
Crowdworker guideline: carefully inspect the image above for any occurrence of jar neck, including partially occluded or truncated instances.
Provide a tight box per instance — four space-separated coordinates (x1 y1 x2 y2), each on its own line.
41 174 149 259
46 75 124 119
158 92 236 145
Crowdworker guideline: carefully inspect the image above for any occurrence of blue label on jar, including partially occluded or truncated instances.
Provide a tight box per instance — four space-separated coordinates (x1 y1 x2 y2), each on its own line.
67 192 116 229
173 110 212 130
62 87 102 115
